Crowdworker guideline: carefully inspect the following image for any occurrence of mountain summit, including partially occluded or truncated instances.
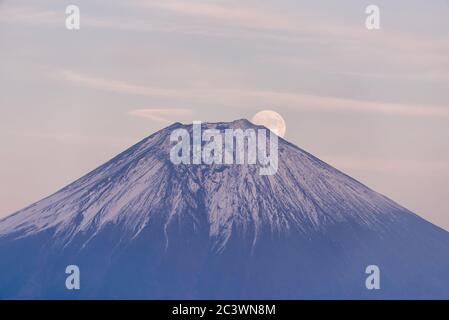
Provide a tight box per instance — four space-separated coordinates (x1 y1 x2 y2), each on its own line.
1 120 448 299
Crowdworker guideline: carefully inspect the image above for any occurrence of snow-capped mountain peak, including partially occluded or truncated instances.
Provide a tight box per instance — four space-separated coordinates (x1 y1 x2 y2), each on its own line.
1 120 448 299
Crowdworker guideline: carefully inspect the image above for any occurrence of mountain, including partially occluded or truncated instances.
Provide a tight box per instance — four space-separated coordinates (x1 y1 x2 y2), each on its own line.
0 119 448 299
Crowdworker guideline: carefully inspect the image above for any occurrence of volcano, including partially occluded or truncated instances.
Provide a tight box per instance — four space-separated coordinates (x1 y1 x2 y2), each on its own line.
0 119 448 299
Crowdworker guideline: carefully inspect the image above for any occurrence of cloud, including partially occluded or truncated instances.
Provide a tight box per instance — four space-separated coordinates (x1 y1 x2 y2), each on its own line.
131 1 449 52
0 3 296 40
244 91 449 118
58 69 178 97
137 1 297 31
51 67 213 104
11 131 136 147
0 6 59 24
53 67 449 118
9 0 446 87
4 2 449 59
129 108 193 124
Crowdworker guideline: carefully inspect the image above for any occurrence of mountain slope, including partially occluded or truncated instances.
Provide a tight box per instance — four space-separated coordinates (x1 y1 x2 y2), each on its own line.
1 119 448 299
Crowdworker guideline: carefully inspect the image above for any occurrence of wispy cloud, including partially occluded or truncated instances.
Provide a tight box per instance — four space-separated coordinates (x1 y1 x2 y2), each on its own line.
244 91 449 118
131 1 449 52
11 131 136 147
4 3 448 56
0 5 59 24
129 108 193 124
0 3 294 39
7 2 445 89
58 69 177 97
137 1 297 31
53 67 449 118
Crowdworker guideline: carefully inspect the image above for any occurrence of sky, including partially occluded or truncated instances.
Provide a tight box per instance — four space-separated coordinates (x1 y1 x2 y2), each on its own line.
1 0 449 230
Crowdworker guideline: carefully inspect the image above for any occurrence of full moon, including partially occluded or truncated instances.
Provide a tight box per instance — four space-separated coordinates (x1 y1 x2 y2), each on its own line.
251 110 286 138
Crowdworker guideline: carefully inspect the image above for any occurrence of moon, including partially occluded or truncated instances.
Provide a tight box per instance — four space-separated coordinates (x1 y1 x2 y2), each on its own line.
251 110 286 138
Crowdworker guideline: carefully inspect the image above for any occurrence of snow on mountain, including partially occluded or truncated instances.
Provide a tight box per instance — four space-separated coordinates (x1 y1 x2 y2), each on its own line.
0 119 448 299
